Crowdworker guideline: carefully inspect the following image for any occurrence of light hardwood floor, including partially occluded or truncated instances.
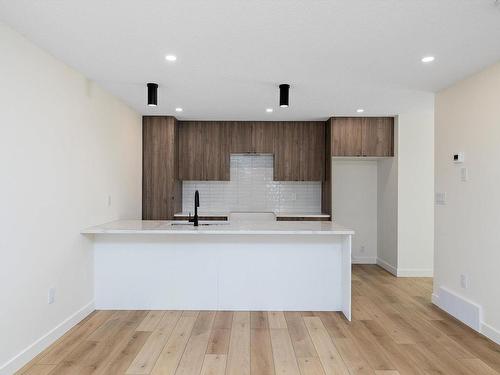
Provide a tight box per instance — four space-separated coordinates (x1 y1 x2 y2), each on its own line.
17 265 500 375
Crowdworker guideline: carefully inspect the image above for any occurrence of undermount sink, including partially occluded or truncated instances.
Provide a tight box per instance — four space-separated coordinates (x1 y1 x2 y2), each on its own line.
170 220 230 226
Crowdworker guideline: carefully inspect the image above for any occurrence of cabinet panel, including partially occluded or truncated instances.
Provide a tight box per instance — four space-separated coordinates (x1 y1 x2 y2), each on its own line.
204 122 230 180
252 122 275 153
274 122 301 181
332 118 363 156
299 122 325 181
361 117 394 157
179 122 231 181
178 122 204 180
142 116 181 220
331 117 394 157
230 122 253 153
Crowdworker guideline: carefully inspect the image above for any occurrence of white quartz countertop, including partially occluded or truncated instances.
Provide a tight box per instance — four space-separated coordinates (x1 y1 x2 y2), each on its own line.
81 220 353 235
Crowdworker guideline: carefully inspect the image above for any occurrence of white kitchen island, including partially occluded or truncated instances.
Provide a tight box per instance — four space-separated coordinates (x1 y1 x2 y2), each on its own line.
82 220 354 320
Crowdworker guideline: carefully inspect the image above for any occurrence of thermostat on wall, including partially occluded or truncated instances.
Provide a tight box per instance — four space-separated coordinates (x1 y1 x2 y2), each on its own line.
453 152 465 163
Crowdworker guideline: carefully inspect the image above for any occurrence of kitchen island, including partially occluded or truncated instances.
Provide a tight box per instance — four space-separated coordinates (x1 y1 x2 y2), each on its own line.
82 220 354 320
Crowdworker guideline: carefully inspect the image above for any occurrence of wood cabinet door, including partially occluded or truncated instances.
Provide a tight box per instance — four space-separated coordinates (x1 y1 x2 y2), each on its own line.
274 122 301 181
230 122 253 153
142 116 181 220
178 122 204 180
332 118 363 156
252 122 275 154
204 122 230 181
361 117 394 157
299 122 325 181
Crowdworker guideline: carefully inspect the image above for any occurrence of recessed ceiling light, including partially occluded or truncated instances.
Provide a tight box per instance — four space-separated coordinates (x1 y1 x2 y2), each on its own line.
266 108 273 113
175 107 183 112
356 109 364 113
165 54 177 62
421 56 435 63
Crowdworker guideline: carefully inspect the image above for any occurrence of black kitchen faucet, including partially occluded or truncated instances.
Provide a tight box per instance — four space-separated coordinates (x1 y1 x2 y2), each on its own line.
188 190 200 226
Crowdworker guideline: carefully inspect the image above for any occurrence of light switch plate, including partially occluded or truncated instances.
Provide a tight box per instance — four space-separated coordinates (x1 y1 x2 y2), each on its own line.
460 167 468 182
435 192 447 205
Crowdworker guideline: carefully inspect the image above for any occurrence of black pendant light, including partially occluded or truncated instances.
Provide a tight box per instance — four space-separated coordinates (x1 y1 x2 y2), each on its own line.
279 84 290 108
147 83 158 106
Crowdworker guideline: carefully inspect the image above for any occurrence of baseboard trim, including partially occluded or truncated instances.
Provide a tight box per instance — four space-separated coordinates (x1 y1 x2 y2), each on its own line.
481 322 500 345
396 268 433 277
0 301 95 375
432 287 481 331
352 256 377 264
433 288 500 345
376 258 397 276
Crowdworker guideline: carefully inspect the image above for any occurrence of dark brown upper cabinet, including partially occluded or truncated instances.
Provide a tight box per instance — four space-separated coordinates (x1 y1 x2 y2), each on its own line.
178 122 205 180
332 117 363 156
274 122 300 181
299 122 325 181
331 117 394 157
274 122 324 181
142 116 182 220
178 121 230 181
252 122 275 154
178 121 325 182
361 117 394 157
230 122 253 153
204 122 230 180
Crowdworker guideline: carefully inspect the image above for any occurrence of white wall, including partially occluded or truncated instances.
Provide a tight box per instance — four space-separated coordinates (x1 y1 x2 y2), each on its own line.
397 103 435 277
0 23 142 373
377 147 399 273
333 160 378 263
435 62 500 344
183 154 321 214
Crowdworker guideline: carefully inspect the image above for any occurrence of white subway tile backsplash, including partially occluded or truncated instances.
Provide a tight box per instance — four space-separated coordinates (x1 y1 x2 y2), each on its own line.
182 154 321 214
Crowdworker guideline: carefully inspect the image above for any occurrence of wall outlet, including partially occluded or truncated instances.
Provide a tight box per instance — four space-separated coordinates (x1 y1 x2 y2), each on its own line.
107 195 112 207
460 274 469 289
48 287 56 304
360 246 365 253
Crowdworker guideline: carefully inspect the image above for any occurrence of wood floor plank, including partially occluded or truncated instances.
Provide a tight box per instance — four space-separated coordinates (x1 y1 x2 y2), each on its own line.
36 310 114 365
251 328 275 375
206 328 231 355
459 358 499 375
297 357 326 375
126 310 182 374
200 354 227 375
17 364 56 375
284 312 318 358
136 311 165 332
269 328 301 375
175 311 216 375
99 331 151 374
268 311 288 329
213 311 233 329
226 311 250 375
303 317 350 375
150 315 198 375
251 311 269 329
333 338 374 375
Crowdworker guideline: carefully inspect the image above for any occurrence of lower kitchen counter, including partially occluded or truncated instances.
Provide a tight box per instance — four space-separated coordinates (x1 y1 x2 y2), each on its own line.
82 220 353 319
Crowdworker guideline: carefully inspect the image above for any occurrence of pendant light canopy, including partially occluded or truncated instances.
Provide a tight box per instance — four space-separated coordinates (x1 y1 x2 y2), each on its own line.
147 83 158 106
279 84 290 108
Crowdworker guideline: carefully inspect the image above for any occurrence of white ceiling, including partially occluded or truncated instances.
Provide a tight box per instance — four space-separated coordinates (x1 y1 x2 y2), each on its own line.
1 0 500 120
